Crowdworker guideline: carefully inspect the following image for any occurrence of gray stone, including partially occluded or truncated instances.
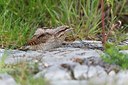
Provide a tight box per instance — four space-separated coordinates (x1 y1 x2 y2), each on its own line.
1 40 128 85
108 70 116 76
0 41 103 66
40 48 103 66
64 40 103 49
50 80 87 85
34 69 47 79
119 50 128 54
83 56 103 66
0 49 42 64
120 39 128 45
95 66 107 77
73 65 89 80
0 73 17 85
35 66 72 80
87 66 98 78
87 77 107 85
116 70 128 85
88 66 107 79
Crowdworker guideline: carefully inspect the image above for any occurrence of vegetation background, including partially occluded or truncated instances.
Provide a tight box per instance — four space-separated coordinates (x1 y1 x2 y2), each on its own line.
0 0 127 49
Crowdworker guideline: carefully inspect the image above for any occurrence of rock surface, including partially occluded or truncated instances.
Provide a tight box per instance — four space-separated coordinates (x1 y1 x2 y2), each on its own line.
0 40 128 85
0 73 17 85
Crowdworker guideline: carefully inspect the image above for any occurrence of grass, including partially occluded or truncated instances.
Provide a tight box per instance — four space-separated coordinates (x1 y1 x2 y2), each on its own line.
0 0 127 49
0 53 48 85
102 43 128 69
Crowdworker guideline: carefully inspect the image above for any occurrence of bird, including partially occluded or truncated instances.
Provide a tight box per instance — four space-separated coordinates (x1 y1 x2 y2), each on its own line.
20 25 72 51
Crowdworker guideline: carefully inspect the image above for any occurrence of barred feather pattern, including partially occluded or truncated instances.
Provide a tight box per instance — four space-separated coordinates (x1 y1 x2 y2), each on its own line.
27 33 52 45
23 25 71 51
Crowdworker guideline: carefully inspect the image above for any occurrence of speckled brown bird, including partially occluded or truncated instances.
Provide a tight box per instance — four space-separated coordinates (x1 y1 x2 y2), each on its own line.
21 25 72 51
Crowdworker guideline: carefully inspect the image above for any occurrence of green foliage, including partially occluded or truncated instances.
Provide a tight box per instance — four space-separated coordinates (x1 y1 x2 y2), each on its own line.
0 0 101 48
0 50 12 73
9 62 48 85
80 0 101 39
0 51 47 85
0 0 127 48
102 43 128 69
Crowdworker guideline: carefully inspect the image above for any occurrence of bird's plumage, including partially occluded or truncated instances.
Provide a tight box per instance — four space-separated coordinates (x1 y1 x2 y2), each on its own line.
21 25 72 51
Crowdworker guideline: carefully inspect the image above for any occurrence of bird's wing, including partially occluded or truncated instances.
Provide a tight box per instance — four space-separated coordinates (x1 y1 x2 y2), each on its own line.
27 32 52 45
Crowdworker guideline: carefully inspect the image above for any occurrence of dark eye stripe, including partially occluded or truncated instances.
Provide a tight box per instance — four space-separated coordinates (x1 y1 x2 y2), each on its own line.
56 28 69 36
